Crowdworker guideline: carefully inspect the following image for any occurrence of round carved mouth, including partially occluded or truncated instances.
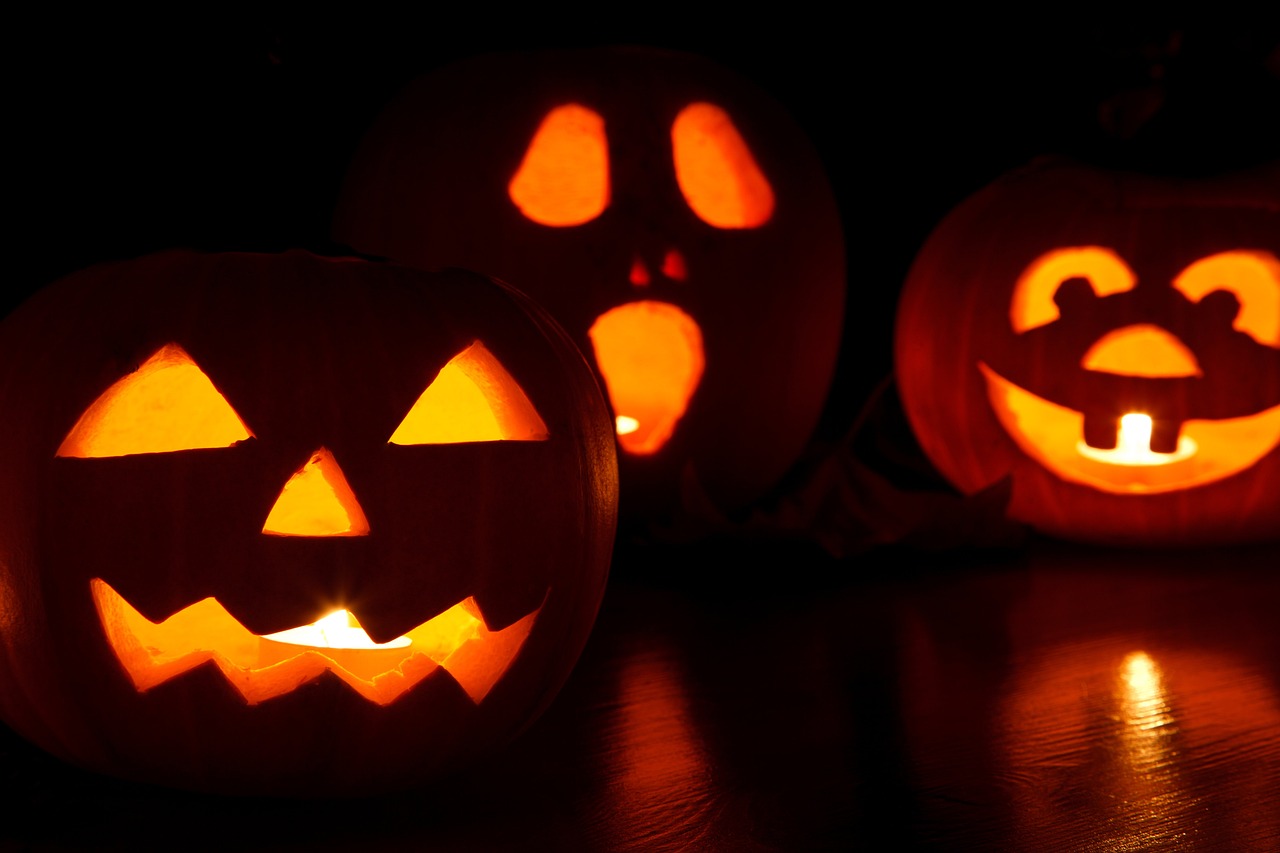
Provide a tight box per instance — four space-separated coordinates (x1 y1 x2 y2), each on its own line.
92 578 543 706
588 301 705 456
978 362 1280 494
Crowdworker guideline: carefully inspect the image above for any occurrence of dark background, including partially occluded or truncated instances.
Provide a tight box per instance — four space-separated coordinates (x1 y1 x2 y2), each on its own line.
11 11 1278 444
4 12 1280 852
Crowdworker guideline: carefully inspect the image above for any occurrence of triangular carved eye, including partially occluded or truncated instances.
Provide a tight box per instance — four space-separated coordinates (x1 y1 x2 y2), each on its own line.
508 103 609 227
57 343 253 458
672 102 774 229
389 341 549 444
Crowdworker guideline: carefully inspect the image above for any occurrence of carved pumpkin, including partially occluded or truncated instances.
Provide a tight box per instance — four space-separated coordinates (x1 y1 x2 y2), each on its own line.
331 45 846 528
0 249 618 796
894 156 1280 546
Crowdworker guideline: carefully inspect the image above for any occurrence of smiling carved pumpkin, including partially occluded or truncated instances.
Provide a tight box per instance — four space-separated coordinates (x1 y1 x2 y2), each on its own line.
894 156 1280 546
0 250 618 796
331 45 846 528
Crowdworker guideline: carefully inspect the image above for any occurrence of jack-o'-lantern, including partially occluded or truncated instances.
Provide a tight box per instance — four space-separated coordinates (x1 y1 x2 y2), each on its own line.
895 156 1280 546
0 249 618 796
331 45 846 528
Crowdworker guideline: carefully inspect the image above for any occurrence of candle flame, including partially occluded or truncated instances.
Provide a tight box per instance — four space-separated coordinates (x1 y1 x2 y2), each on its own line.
1077 413 1197 466
263 609 411 650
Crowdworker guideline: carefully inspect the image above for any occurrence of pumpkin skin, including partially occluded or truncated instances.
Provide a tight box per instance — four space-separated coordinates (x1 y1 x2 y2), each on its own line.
0 249 618 796
331 45 846 527
895 156 1280 546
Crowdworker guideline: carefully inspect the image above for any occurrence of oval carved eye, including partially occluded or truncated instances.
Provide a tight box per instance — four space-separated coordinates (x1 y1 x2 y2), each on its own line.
389 340 549 444
1010 246 1137 332
57 343 253 458
1172 250 1280 348
672 102 774 229
508 103 609 227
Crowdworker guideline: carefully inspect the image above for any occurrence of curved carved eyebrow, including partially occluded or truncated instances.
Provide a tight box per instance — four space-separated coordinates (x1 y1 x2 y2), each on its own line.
1173 250 1280 348
1010 247 1136 333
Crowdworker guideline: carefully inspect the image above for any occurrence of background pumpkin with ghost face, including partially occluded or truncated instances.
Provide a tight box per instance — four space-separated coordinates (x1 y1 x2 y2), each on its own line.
894 156 1280 547
0 249 618 796
331 45 847 531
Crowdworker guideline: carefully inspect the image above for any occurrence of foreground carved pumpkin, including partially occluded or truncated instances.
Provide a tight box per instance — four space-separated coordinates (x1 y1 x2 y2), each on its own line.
0 250 618 796
895 156 1280 546
331 45 846 528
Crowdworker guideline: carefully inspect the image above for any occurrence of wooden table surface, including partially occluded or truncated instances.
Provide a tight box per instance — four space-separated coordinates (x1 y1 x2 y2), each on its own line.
4 528 1277 852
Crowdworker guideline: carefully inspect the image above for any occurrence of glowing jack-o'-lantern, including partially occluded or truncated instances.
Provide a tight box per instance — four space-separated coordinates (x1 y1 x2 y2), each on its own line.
895 157 1280 546
332 45 846 526
0 249 617 795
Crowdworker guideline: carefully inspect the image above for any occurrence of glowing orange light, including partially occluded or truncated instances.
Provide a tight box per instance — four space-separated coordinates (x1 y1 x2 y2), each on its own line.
508 103 609 226
264 609 411 649
997 643 1197 848
629 256 650 286
1010 247 1137 332
390 340 549 444
671 102 773 229
1081 325 1203 378
980 363 1280 493
1077 414 1197 467
1173 250 1280 348
588 302 705 455
262 449 370 537
610 643 712 823
92 578 540 705
661 249 688 281
56 343 252 458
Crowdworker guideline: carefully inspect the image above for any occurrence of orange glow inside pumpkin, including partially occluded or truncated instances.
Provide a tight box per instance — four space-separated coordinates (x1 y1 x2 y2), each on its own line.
671 102 774 229
587 301 705 455
1010 247 1137 333
262 448 370 537
58 340 547 461
92 578 540 705
661 249 688 281
1077 413 1197 466
982 247 1280 493
980 363 1280 493
62 337 554 705
508 103 609 226
1173 250 1280 347
389 340 549 444
57 343 252 458
1080 324 1203 378
265 608 411 649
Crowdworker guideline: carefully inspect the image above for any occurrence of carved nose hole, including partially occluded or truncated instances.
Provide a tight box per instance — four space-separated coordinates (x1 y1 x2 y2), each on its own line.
262 448 370 537
630 255 650 287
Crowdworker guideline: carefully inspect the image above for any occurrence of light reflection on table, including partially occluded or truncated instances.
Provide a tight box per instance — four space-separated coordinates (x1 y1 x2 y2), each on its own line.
900 541 1280 851
2 536 1277 851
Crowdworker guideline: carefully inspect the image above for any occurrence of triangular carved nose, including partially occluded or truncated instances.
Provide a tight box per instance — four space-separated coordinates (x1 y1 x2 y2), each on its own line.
262 448 370 537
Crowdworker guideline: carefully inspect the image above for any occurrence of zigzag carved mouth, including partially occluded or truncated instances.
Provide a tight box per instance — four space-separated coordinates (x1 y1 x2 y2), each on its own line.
92 578 542 706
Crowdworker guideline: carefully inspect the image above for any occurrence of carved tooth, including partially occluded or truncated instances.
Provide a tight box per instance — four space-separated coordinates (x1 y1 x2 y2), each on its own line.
1149 418 1181 455
1082 413 1119 450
